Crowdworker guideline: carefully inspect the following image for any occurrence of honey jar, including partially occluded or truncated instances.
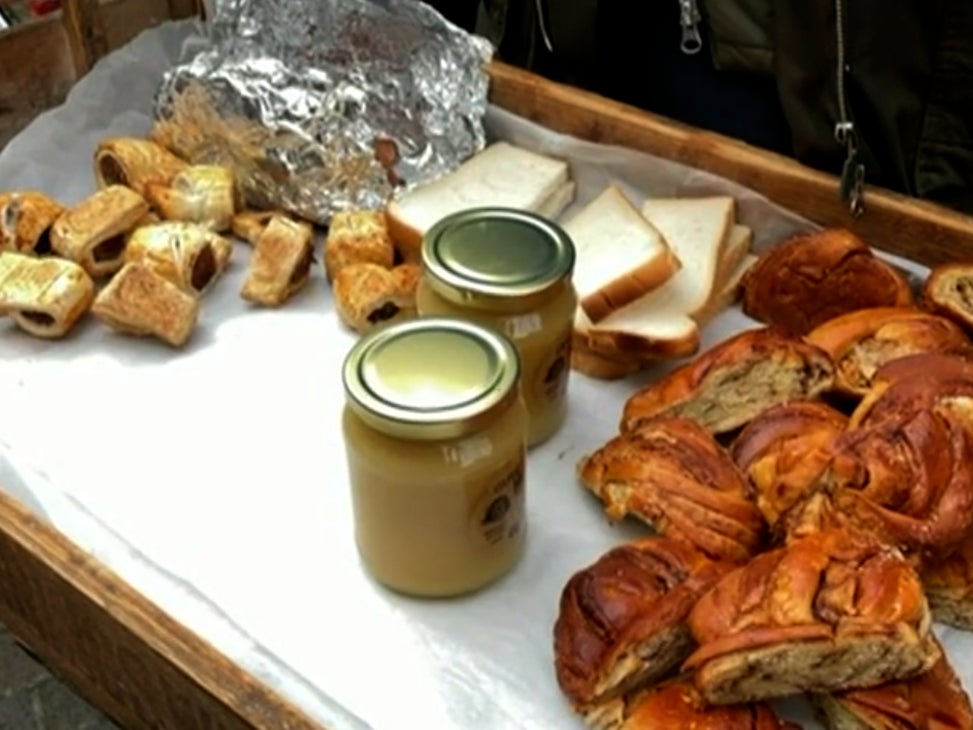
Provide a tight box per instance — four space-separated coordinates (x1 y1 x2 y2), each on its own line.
341 316 528 597
415 208 577 447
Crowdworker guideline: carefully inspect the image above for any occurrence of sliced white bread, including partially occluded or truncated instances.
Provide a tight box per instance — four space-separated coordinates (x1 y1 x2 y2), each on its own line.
695 253 758 326
537 180 577 220
386 141 570 261
582 196 735 357
564 185 679 323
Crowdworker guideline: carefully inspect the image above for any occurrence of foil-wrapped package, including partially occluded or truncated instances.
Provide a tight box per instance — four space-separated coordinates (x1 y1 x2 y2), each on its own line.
154 0 494 225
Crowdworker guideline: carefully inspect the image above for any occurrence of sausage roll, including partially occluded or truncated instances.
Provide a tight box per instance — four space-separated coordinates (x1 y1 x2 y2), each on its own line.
922 530 973 630
93 137 188 196
125 222 232 295
554 538 732 720
0 191 64 254
805 306 973 397
598 680 800 730
684 529 939 705
145 165 237 232
231 209 278 245
731 400 848 528
0 251 94 338
579 417 765 563
323 209 395 281
813 647 973 730
333 262 419 334
50 185 149 277
92 262 199 347
922 262 973 336
240 214 315 306
741 228 913 336
621 327 834 435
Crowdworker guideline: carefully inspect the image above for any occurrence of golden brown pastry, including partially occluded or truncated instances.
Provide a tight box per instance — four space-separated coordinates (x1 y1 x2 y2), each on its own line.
571 333 650 380
731 400 848 527
813 647 973 730
621 327 834 435
922 530 973 630
684 528 940 705
93 138 188 197
231 209 277 245
332 262 419 333
125 222 232 295
92 262 199 347
0 251 94 338
240 214 315 306
50 185 149 277
922 262 973 336
805 306 973 397
553 538 733 720
741 228 913 336
0 191 64 254
578 416 765 563
145 165 236 232
595 680 800 730
323 209 395 281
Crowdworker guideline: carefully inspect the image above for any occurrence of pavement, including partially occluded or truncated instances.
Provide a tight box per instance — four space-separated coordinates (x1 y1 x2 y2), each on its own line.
0 623 120 730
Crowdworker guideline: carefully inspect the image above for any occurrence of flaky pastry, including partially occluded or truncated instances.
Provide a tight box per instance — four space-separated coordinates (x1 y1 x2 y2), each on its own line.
145 165 237 232
0 191 64 254
323 209 395 281
125 222 232 295
93 137 188 196
333 262 419 334
230 209 277 245
0 251 94 338
922 530 973 630
240 214 314 306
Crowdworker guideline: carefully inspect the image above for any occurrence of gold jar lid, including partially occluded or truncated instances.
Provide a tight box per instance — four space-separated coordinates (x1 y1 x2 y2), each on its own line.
343 317 521 440
421 207 576 309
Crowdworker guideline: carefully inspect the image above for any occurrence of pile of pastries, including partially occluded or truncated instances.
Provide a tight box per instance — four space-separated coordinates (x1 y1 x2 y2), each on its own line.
0 136 418 347
555 228 973 729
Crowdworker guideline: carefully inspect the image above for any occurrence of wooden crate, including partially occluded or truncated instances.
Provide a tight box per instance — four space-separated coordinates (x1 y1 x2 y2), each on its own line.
2 6 973 730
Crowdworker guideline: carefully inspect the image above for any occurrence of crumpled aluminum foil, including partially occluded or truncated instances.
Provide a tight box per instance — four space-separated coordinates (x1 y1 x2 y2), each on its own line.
153 0 494 224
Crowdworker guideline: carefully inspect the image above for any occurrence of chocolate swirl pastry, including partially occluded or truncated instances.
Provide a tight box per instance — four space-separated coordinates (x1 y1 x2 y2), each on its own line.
579 417 766 563
813 646 973 730
620 327 834 436
684 529 939 705
805 306 973 398
740 228 913 337
553 538 733 720
922 531 973 631
595 679 800 730
731 400 848 528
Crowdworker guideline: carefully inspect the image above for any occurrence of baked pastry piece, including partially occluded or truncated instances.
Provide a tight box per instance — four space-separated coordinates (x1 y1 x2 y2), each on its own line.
0 251 94 338
50 185 149 277
231 209 277 245
813 647 973 730
731 400 848 527
923 262 973 336
323 209 395 281
0 191 64 254
553 538 733 720
571 333 650 380
93 137 187 197
240 214 315 306
741 228 913 336
145 165 237 232
92 262 199 347
578 416 765 563
595 680 800 730
805 306 973 397
125 222 232 295
922 530 973 630
684 528 940 705
333 262 419 334
621 327 834 435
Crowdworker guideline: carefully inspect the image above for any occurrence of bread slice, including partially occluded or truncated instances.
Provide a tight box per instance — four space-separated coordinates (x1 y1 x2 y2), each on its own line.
385 141 570 261
582 196 735 357
537 180 577 220
563 185 679 323
717 224 752 291
695 253 757 326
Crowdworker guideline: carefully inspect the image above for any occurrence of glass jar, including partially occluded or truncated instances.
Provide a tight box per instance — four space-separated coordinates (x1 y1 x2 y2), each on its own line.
341 316 528 597
415 208 577 447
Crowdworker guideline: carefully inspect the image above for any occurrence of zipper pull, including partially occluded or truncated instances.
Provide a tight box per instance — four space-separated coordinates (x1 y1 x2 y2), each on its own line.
679 0 703 54
835 122 866 217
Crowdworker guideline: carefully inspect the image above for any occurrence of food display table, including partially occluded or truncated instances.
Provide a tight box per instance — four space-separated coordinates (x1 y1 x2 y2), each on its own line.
3 18 973 730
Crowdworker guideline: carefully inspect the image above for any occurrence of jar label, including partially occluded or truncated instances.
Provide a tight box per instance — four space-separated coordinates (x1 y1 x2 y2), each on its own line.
503 313 543 340
539 329 572 404
470 458 526 548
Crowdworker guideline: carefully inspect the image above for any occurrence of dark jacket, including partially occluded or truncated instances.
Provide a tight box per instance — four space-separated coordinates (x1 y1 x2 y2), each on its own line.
472 0 973 215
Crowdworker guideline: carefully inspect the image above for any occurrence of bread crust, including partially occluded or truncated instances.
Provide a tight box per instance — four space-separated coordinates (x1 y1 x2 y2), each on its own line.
553 538 733 714
684 529 938 705
621 327 835 435
579 417 765 563
741 228 913 336
580 248 679 324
